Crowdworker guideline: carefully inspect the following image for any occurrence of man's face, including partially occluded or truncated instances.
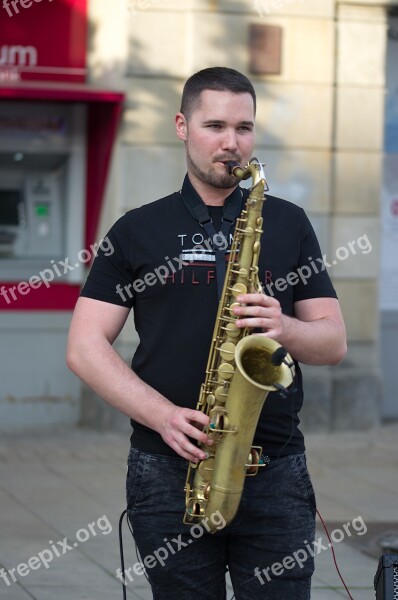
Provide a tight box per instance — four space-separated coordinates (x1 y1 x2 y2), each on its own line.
176 90 256 190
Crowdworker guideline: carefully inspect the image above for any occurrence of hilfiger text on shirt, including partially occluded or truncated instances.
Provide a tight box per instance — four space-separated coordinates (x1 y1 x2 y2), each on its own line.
115 231 231 302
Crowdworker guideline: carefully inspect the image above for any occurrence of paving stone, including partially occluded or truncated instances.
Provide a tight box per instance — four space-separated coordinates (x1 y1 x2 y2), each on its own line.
1 424 397 599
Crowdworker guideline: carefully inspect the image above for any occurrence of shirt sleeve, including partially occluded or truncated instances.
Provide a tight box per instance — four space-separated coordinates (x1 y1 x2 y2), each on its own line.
293 209 337 302
80 215 135 308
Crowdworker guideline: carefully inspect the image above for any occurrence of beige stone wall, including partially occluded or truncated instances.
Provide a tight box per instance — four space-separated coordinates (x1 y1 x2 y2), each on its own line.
332 3 386 347
89 0 339 219
86 0 389 428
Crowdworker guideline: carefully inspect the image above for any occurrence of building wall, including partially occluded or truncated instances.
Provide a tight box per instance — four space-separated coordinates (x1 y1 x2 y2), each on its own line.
324 2 386 430
84 0 390 431
380 13 398 419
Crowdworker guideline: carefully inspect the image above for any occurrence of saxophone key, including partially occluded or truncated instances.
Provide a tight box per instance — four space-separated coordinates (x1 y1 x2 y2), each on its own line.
204 482 211 500
198 458 215 480
223 322 240 339
230 266 248 278
227 302 241 316
209 409 237 435
218 362 234 380
230 282 247 297
206 393 216 407
186 500 205 519
253 241 260 255
214 385 228 401
245 447 263 475
209 407 226 429
250 265 259 276
218 341 236 361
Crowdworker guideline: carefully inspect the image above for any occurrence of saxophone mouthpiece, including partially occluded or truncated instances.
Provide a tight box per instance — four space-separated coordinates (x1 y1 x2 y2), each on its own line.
225 161 242 176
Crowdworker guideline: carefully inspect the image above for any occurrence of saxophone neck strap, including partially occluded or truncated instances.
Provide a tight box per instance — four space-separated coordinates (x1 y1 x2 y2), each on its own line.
179 174 245 299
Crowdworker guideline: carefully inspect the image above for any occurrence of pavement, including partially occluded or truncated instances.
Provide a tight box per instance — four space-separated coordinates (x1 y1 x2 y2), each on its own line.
0 422 397 600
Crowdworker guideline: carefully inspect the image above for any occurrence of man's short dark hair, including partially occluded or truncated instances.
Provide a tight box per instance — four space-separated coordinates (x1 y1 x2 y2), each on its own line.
180 67 256 120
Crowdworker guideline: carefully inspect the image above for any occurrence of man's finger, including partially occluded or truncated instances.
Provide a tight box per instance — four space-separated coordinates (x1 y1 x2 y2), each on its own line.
184 408 210 426
177 436 208 461
185 423 213 445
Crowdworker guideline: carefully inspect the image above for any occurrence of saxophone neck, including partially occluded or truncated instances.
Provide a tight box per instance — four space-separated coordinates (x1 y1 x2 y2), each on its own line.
226 157 269 194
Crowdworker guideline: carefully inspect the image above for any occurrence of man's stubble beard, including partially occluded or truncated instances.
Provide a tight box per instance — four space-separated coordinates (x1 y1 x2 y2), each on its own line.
186 144 240 190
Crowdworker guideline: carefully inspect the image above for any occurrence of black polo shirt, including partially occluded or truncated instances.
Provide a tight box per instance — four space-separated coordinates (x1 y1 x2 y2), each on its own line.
81 175 337 457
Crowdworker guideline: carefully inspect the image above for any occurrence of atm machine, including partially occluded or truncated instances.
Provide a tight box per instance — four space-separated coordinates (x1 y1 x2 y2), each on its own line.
0 101 86 277
0 100 87 430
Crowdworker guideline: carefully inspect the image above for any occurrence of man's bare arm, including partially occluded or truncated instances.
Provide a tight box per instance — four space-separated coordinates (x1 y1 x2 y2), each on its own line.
66 297 212 461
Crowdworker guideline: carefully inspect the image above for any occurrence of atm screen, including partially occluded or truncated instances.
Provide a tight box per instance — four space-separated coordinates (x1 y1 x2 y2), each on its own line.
0 190 21 226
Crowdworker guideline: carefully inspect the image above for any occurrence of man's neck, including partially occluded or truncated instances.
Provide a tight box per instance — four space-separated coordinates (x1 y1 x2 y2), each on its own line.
187 173 238 206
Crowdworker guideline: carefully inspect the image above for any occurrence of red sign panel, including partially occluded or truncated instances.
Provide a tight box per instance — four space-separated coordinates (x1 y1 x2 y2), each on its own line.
0 0 87 83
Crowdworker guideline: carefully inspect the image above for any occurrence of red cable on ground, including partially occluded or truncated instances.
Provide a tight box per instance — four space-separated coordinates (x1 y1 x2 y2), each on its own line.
316 509 355 600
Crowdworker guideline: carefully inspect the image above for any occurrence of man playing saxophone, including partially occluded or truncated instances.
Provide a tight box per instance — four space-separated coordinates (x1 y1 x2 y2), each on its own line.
67 67 346 599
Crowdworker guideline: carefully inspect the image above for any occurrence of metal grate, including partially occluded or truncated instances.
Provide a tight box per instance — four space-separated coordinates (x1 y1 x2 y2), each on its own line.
394 565 398 600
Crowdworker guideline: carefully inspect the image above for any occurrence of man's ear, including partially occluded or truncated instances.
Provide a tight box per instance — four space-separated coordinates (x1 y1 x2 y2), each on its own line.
175 112 187 141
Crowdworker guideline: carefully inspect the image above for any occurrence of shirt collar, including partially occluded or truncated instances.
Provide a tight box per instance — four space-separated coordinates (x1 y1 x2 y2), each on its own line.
181 173 244 217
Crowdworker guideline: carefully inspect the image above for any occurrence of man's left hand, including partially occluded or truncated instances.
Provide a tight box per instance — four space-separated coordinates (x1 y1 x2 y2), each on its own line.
233 293 284 339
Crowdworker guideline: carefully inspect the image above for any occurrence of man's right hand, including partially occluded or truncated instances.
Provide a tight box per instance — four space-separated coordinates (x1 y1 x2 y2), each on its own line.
158 405 214 462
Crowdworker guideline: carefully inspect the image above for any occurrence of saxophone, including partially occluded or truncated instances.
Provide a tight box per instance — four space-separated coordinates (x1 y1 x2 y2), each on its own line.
183 158 295 532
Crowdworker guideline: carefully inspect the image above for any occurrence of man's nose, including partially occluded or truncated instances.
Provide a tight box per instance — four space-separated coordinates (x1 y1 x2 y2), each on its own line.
221 129 238 151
